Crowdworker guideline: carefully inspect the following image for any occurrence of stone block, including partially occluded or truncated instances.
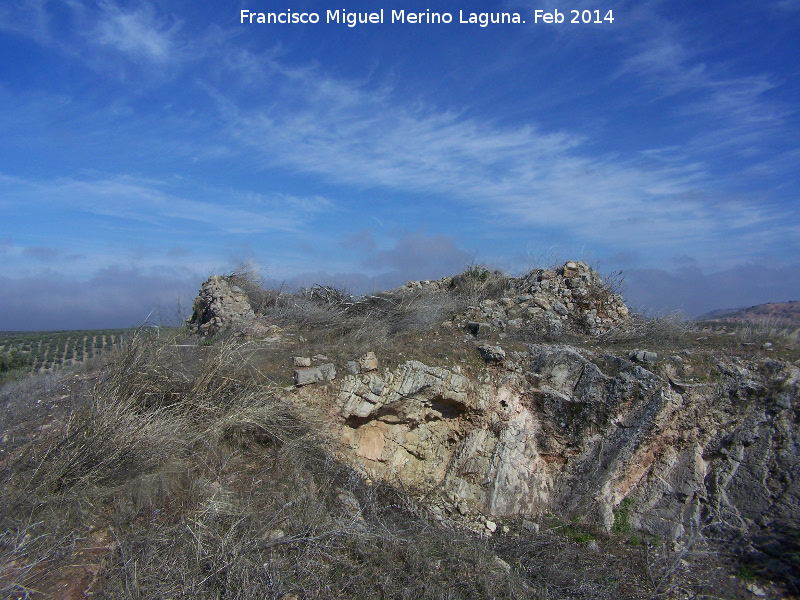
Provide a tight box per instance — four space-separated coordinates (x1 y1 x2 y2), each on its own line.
478 344 506 362
358 351 378 372
466 321 492 336
294 363 336 386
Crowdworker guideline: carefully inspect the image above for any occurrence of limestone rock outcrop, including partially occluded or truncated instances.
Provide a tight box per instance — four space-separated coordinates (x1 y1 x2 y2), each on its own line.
189 263 798 584
297 346 798 583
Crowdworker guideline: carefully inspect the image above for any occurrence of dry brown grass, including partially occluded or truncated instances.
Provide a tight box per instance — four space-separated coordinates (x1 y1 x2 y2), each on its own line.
598 312 693 345
4 264 792 598
0 327 534 599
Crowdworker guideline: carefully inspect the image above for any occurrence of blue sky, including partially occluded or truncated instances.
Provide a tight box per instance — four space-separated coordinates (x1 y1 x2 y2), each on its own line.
1 0 799 330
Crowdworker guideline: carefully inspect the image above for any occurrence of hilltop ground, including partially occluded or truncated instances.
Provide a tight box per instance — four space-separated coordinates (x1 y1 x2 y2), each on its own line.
699 302 800 329
1 263 798 599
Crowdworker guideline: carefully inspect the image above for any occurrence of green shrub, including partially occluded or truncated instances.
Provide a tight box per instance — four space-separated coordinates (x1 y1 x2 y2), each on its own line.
612 497 633 534
573 532 594 543
462 264 495 282
737 566 756 580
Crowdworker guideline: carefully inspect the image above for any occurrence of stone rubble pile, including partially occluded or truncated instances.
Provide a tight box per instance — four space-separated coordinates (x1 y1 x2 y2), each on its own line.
187 275 272 337
459 261 628 337
189 260 628 339
188 275 252 335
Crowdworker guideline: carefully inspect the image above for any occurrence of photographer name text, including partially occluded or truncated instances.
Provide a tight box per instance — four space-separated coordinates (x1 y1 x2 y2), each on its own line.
240 9 614 27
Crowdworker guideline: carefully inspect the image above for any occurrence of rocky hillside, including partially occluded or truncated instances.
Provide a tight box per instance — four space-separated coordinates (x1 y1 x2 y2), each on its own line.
297 343 799 591
699 301 800 328
187 262 800 594
4 262 799 600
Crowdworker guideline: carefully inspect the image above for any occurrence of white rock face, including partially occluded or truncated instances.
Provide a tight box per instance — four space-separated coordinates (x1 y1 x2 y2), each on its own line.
295 346 799 582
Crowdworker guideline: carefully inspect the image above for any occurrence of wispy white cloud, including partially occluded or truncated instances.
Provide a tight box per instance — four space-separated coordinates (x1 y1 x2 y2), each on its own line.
93 1 178 63
621 37 786 123
4 1 791 269
615 20 793 162
202 59 797 267
0 173 333 234
0 0 52 45
0 0 213 77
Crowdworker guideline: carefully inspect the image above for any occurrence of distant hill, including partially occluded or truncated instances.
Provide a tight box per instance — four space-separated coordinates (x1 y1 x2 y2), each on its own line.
698 301 800 327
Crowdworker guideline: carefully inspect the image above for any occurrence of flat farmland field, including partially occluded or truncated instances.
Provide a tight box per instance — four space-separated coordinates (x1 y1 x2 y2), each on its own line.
0 329 134 383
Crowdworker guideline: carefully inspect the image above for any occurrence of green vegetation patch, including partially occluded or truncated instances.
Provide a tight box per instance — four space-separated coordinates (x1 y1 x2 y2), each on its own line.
736 565 756 580
0 328 133 383
612 497 633 534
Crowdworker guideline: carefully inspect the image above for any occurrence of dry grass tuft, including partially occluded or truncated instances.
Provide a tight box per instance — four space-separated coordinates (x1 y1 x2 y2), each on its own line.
599 312 693 345
1 325 534 599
